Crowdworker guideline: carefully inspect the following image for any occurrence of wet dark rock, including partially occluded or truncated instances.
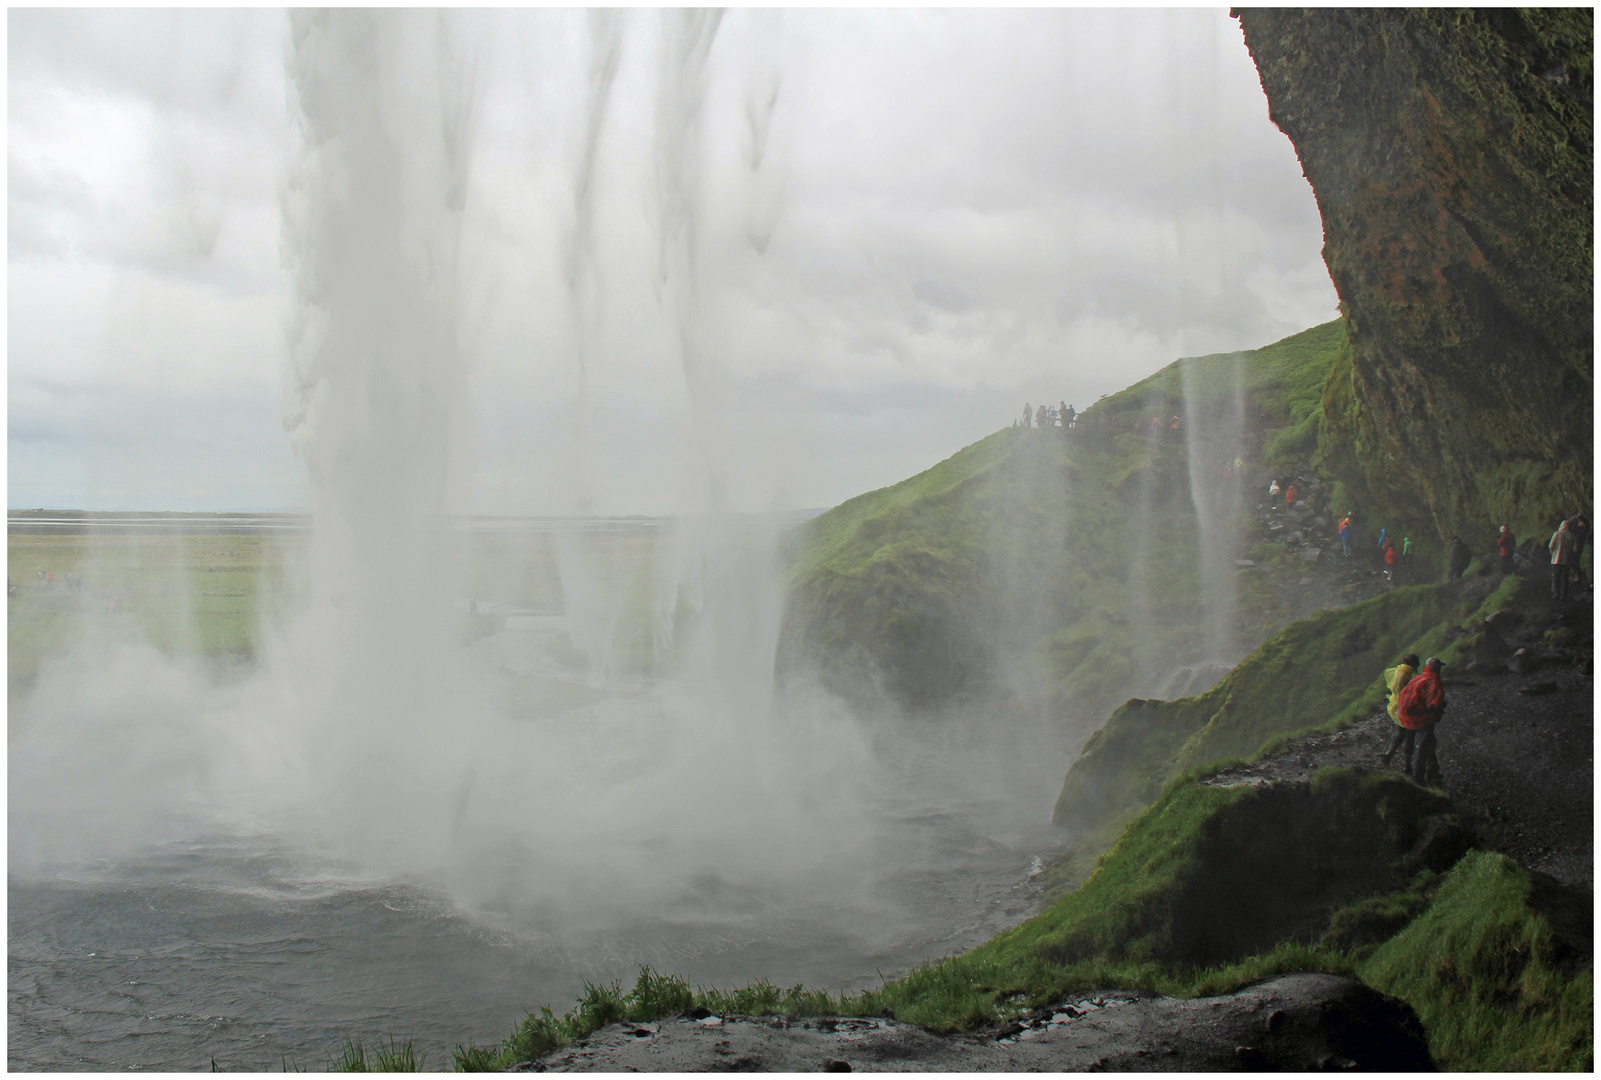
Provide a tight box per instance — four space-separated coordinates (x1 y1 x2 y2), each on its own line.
1467 619 1511 663
1409 814 1477 873
515 974 1434 1072
1485 608 1524 634
1507 648 1538 674
1236 9 1591 553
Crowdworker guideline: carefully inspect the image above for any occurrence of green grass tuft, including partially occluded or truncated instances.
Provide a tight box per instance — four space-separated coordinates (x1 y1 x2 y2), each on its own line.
332 1037 423 1072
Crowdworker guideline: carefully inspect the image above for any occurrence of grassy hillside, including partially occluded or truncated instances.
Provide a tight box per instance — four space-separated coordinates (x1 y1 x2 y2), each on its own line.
777 320 1350 725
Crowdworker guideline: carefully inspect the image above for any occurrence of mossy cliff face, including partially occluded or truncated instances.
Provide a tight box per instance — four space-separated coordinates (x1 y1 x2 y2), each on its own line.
1235 9 1593 549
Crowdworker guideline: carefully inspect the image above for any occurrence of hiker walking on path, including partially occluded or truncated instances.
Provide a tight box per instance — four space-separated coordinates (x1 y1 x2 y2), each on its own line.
1400 536 1415 583
1383 540 1398 583
1497 525 1517 576
1447 536 1470 581
1569 514 1589 590
1338 514 1352 557
1381 653 1422 773
1396 657 1447 785
1375 527 1388 559
1549 519 1579 600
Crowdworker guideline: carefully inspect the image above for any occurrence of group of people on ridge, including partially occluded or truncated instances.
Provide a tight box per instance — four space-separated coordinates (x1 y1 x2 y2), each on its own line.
1016 401 1076 429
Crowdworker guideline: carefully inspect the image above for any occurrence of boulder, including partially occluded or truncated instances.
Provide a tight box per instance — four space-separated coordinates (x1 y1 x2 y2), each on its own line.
517 974 1434 1073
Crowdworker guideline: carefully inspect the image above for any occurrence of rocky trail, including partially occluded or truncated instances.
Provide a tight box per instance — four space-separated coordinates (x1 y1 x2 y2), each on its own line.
1205 571 1593 889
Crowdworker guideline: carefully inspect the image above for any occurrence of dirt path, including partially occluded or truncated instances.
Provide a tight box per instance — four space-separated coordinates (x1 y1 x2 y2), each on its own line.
1205 575 1593 887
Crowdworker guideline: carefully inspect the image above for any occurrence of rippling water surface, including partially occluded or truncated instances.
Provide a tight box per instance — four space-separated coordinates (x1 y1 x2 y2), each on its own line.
10 678 1066 1072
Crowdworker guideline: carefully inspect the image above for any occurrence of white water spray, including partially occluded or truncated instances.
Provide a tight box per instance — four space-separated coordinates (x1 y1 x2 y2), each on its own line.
6 27 1075 1063
1180 352 1245 665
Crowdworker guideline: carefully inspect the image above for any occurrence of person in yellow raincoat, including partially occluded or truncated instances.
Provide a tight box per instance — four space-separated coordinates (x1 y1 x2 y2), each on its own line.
1380 653 1420 772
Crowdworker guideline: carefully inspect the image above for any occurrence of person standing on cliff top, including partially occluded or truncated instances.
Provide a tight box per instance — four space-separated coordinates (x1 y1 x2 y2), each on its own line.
1549 519 1578 600
1022 403 1032 429
1062 402 1074 428
1396 657 1446 785
1497 525 1517 576
1381 653 1422 773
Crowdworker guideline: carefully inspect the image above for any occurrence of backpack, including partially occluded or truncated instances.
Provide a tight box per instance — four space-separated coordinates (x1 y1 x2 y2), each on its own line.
1396 671 1443 730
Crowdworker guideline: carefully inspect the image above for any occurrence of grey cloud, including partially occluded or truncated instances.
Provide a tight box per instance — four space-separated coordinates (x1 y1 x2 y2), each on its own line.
9 9 1336 514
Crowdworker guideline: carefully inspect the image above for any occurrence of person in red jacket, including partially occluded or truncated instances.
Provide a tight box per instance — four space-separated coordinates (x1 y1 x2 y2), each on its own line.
1383 540 1398 583
1497 525 1517 576
1396 657 1446 785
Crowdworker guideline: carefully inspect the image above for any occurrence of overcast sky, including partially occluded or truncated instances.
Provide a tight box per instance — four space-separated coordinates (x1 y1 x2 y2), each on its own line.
9 8 1337 515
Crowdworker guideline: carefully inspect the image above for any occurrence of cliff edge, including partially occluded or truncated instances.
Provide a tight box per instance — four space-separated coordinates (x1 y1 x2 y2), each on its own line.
1236 8 1592 550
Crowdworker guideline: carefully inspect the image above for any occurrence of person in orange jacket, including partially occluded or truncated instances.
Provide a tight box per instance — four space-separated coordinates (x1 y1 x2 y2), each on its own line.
1497 525 1517 575
1396 657 1446 785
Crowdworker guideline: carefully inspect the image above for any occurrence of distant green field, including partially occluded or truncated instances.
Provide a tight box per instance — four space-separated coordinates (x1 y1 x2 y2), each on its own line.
7 532 293 696
7 524 689 699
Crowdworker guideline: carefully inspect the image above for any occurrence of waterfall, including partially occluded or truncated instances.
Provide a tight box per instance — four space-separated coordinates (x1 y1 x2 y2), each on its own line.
278 9 481 866
1180 351 1246 666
